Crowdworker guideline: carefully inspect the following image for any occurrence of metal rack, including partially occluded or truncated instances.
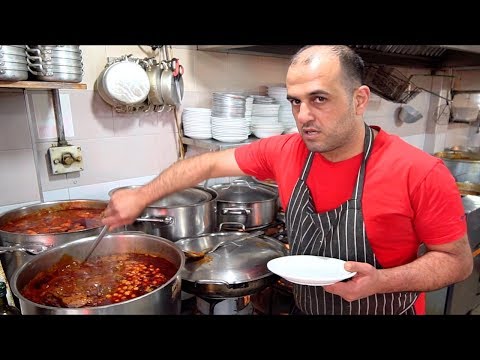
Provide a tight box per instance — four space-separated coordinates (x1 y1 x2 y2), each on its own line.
364 65 421 104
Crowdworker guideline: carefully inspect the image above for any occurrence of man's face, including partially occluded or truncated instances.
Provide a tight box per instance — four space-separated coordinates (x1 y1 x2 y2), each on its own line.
286 53 358 154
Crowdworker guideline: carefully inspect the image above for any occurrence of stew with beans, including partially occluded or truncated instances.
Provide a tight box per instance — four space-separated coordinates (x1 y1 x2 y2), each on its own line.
0 208 104 234
21 253 177 308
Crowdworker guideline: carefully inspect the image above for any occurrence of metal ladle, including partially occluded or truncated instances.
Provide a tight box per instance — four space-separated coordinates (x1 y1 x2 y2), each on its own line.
82 225 109 263
183 230 264 260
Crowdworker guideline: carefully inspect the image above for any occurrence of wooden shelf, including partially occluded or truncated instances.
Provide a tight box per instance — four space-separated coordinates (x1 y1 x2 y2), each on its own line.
0 81 86 90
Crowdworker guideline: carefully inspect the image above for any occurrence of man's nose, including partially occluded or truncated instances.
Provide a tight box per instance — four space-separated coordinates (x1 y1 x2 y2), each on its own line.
296 102 312 124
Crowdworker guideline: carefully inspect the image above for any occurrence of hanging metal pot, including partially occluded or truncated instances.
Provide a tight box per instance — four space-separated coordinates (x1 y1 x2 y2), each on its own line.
95 56 150 108
159 46 184 107
144 58 165 111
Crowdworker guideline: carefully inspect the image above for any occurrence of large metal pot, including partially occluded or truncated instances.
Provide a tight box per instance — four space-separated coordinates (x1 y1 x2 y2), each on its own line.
109 186 217 241
0 200 107 282
210 180 278 230
11 232 184 315
176 232 287 298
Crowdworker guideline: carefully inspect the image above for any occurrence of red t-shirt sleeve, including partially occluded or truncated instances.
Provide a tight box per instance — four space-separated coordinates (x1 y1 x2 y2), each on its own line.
411 161 467 245
234 135 289 180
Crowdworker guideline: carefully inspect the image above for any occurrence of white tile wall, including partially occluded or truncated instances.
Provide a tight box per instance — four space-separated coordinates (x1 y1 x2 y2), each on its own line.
0 200 40 216
63 134 178 187
0 92 31 151
81 46 108 90
66 90 115 140
195 51 229 93
43 188 70 202
0 149 40 205
29 91 74 140
0 175 157 215
68 175 157 200
113 107 176 136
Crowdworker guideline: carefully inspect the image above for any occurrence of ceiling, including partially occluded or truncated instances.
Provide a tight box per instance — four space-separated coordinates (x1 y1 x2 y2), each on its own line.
196 45 480 69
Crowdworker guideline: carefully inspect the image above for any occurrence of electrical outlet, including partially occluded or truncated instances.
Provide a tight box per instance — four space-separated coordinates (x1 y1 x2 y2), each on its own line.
48 145 84 175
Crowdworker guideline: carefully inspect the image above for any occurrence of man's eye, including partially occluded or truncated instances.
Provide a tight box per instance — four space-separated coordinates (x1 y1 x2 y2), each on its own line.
289 99 300 106
314 96 326 103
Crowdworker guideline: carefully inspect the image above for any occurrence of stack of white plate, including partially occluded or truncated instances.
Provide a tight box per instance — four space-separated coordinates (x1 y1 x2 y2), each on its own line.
267 86 296 132
252 122 284 138
211 116 249 142
210 92 250 142
211 92 246 118
251 97 282 138
182 107 212 140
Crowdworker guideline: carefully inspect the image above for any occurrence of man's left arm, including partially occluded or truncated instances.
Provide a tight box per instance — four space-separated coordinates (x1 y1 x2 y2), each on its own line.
323 235 472 302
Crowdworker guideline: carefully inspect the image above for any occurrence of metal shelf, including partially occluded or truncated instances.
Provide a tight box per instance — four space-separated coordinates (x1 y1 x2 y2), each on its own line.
181 136 259 151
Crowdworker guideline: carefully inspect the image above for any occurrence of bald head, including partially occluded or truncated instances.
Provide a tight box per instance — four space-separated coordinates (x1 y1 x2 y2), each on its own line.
290 45 364 95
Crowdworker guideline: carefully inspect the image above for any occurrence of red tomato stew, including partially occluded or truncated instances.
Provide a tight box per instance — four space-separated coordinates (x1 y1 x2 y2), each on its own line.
0 208 104 234
21 253 178 308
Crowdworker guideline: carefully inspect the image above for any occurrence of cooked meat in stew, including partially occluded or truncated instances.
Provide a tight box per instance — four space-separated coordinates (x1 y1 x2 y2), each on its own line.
0 208 104 234
21 253 177 308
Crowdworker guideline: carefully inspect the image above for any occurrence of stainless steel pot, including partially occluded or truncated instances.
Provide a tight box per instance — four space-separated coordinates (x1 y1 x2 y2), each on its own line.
109 186 217 241
0 46 26 57
0 53 27 64
95 58 149 107
0 68 28 81
145 59 164 108
0 200 107 282
176 232 287 298
210 180 278 230
11 232 184 315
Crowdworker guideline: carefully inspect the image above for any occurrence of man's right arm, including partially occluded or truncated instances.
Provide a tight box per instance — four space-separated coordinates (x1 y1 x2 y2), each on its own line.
102 148 246 229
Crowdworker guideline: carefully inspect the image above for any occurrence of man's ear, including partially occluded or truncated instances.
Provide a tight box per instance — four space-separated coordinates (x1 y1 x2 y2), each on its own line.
355 85 371 115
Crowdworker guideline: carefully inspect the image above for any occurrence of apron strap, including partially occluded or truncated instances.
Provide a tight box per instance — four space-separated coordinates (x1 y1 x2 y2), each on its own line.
351 124 374 200
300 152 315 181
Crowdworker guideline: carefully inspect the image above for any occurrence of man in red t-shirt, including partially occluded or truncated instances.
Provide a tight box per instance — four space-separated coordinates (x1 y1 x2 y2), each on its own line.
103 45 473 315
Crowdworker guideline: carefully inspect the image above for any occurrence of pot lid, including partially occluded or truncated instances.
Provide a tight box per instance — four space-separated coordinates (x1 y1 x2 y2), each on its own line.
176 232 287 284
109 186 213 207
211 182 277 202
150 187 212 207
252 176 278 188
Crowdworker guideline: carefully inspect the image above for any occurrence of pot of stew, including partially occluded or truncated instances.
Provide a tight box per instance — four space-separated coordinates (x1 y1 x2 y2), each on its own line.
11 232 184 315
0 200 107 282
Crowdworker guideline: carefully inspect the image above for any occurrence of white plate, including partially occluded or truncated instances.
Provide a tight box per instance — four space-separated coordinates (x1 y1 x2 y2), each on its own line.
267 255 356 286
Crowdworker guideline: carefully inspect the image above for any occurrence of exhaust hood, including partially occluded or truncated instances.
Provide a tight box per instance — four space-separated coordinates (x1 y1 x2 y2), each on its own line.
197 45 480 69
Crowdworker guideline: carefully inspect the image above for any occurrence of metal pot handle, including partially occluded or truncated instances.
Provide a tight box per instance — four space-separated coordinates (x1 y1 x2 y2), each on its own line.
0 244 48 255
196 279 231 286
218 222 246 231
232 179 257 188
221 207 251 215
135 215 174 225
25 46 41 56
222 179 255 190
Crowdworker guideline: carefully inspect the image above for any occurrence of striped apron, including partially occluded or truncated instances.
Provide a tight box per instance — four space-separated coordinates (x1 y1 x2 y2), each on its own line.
286 124 418 315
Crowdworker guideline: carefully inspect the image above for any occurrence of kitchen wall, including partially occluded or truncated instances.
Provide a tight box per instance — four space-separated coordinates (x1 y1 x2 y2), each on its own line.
1 45 480 214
